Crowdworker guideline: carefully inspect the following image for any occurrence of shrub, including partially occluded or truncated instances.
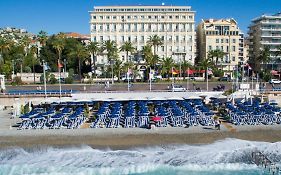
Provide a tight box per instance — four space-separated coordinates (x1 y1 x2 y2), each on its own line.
49 74 57 84
65 77 73 84
12 76 23 85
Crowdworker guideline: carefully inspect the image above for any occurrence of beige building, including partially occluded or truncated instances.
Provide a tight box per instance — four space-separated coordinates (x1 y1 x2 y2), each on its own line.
89 5 196 66
197 19 244 71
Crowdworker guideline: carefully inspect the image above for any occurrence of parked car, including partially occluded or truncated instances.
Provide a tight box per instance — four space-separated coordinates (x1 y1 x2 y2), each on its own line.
218 77 230 81
269 79 281 84
168 84 186 92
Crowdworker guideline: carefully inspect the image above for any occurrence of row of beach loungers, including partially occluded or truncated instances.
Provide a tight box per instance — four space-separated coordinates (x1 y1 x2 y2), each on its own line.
90 99 216 128
226 99 281 125
18 107 86 129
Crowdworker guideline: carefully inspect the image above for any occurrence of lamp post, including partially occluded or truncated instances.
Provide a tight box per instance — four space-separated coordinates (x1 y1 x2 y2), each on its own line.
42 60 47 98
111 60 115 84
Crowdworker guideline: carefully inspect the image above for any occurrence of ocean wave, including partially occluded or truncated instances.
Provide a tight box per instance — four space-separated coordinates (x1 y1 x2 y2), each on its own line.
0 138 280 175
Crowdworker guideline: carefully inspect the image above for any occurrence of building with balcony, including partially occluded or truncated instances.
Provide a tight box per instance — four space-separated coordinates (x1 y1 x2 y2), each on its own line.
248 12 281 70
196 19 244 71
89 5 196 67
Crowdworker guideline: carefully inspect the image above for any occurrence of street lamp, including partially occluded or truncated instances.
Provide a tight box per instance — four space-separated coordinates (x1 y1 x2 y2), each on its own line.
42 60 47 98
110 60 115 84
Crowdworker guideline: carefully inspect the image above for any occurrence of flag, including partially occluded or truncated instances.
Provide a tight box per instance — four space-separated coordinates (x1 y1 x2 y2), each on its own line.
58 59 63 68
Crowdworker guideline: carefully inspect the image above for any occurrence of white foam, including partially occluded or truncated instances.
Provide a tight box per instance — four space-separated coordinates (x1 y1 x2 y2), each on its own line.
0 138 280 175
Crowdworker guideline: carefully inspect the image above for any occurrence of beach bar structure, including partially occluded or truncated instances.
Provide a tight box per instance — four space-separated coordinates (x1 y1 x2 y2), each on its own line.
0 75 5 90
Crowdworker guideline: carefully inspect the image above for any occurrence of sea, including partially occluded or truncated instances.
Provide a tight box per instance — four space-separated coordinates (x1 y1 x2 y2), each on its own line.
0 138 280 175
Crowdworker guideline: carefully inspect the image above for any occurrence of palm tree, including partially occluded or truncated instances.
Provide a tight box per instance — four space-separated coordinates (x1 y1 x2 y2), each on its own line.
120 41 135 62
68 43 89 82
208 49 225 66
161 57 174 80
52 36 65 70
103 40 118 62
258 46 271 71
181 60 192 80
37 30 48 46
0 37 13 64
147 35 163 56
87 41 101 76
199 58 213 81
113 59 123 82
30 45 38 83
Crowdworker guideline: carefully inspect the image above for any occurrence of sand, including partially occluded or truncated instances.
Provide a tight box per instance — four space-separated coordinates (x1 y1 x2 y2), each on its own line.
0 109 281 149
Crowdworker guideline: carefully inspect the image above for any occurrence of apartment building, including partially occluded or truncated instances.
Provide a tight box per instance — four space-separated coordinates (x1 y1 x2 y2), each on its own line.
89 5 196 65
197 19 244 71
248 12 281 69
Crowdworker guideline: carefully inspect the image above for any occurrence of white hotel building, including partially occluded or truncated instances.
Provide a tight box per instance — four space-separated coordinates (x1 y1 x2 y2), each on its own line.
89 5 196 66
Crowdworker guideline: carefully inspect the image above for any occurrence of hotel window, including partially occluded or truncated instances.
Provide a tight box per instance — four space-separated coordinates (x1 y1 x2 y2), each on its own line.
92 25 96 31
176 46 179 52
189 16 193 19
141 16 145 19
106 16 110 19
221 46 224 51
232 46 236 51
148 16 152 19
148 24 152 31
128 16 131 19
100 36 103 41
121 36 125 42
182 16 186 19
161 16 165 19
232 39 236 43
134 24 137 32
226 39 229 43
176 36 179 42
226 46 229 52
113 24 116 31
128 36 131 42
221 39 224 43
93 36 96 41
128 24 131 31
183 36 186 41
141 24 145 31
161 46 164 51
113 16 116 19
169 16 173 19
141 36 144 42
121 24 125 31
216 39 219 43
100 16 103 20
232 56 235 61
99 25 103 31
170 46 172 51
161 36 164 40
92 16 96 19
175 16 179 19
134 36 137 42
134 16 137 19
106 24 110 31
209 46 212 51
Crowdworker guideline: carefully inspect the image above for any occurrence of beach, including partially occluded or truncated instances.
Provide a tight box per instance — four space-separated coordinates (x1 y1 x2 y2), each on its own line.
1 109 281 149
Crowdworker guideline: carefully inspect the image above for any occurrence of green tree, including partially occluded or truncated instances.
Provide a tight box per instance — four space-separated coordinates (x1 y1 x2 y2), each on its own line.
103 40 118 62
161 57 174 80
0 37 13 64
68 43 89 82
52 35 65 72
257 46 271 71
120 41 135 62
208 49 225 66
37 30 48 46
147 35 163 56
113 59 123 82
29 45 38 83
87 41 100 76
199 58 214 81
181 60 192 80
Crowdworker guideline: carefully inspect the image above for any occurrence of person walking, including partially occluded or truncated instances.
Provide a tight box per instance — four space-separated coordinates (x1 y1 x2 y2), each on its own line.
215 119 221 130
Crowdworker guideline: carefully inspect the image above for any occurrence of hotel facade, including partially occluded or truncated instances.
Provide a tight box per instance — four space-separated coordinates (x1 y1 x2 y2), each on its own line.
248 13 281 69
89 6 196 66
197 19 244 71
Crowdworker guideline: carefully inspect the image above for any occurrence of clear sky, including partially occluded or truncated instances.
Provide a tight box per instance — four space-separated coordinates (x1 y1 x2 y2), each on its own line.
0 0 280 35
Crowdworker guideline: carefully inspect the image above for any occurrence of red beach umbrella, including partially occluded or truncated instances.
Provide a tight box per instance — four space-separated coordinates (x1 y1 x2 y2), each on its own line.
152 116 161 122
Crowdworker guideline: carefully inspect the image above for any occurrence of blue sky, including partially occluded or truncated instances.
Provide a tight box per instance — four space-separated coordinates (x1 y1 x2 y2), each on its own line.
0 0 280 35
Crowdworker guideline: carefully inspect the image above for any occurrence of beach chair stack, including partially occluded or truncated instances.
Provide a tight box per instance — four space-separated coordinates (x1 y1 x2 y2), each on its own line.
136 101 150 128
123 101 136 128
